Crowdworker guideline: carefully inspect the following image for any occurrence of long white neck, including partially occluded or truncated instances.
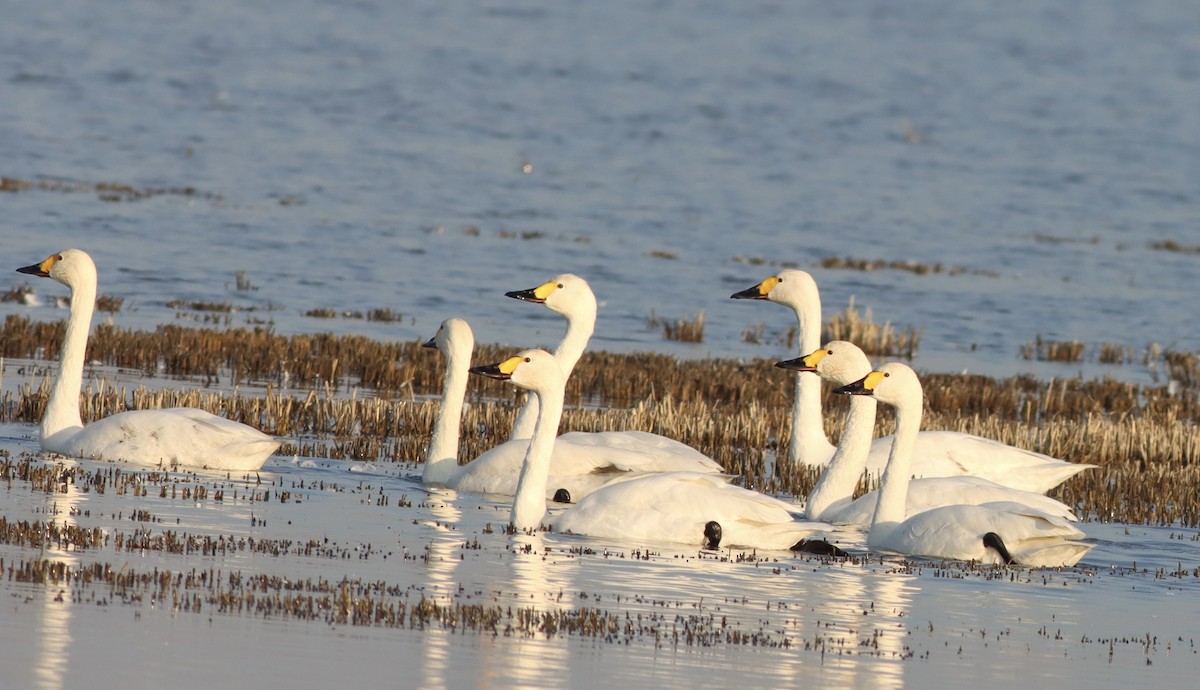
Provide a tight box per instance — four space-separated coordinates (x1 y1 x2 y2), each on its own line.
789 296 831 466
807 394 876 520
43 276 93 442
424 346 470 485
509 305 594 440
868 391 921 547
511 382 564 530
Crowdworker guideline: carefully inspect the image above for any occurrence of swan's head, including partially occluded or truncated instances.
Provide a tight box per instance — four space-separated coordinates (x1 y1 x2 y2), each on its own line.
469 348 563 395
423 317 474 358
17 248 96 291
730 268 818 308
775 340 872 386
833 361 922 409
506 273 597 320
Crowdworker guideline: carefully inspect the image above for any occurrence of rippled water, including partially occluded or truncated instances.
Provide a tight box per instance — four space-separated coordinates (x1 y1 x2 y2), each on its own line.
3 0 1200 687
4 0 1200 380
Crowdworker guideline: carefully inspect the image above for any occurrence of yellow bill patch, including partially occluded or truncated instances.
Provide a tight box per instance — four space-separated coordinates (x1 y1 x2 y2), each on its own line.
532 280 559 301
39 254 61 273
498 355 526 376
800 349 830 368
756 275 780 296
862 370 888 391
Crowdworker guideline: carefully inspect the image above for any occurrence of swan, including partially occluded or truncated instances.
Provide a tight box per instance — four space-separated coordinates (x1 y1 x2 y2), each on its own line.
421 318 721 499
733 269 1093 493
503 273 720 471
471 349 855 553
836 362 1092 566
732 269 834 468
777 341 1080 524
16 249 279 471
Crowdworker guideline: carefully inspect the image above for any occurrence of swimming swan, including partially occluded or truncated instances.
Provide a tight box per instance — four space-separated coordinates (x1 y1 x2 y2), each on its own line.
422 318 721 499
471 349 853 553
836 363 1091 566
734 269 1092 493
777 342 1081 524
503 273 720 472
17 249 279 471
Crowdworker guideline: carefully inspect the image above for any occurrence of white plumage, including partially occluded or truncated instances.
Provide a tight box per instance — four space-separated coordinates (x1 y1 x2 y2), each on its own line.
422 317 720 500
779 341 1086 524
17 249 278 471
838 362 1091 567
735 269 1093 493
472 349 852 552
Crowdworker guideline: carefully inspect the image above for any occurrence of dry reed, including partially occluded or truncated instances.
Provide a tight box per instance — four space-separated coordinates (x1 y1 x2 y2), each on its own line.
645 310 705 343
1020 335 1086 363
5 317 1200 525
823 298 920 358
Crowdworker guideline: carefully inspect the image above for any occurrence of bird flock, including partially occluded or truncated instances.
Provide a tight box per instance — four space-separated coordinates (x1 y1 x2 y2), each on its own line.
17 249 1095 567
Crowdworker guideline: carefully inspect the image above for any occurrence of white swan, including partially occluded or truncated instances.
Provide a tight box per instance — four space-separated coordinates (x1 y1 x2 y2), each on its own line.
503 273 721 470
778 341 1080 524
733 269 1093 493
837 362 1092 566
732 269 834 467
17 249 279 471
471 349 855 553
422 318 721 499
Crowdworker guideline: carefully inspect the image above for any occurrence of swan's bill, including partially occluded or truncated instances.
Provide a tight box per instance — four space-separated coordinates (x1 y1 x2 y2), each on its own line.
469 355 526 381
775 348 832 373
835 370 888 396
505 279 560 304
730 275 780 300
17 253 62 277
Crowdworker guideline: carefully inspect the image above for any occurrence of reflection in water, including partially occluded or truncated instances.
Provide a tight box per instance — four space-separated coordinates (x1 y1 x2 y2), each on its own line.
33 463 84 690
476 531 578 688
860 569 918 690
419 489 463 690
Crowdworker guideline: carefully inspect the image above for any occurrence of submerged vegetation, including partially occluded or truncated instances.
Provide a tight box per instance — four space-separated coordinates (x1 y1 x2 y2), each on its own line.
4 316 1200 526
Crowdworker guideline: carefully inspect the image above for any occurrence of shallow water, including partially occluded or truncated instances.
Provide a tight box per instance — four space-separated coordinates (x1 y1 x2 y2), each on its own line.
0 428 1196 690
3 0 1200 382
3 0 1200 687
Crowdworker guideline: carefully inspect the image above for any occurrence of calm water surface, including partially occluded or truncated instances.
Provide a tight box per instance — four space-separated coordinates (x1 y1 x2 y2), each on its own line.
3 0 1199 378
3 0 1200 687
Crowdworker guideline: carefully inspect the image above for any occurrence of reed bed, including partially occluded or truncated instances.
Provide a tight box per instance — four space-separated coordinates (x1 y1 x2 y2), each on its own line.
5 317 1200 525
823 299 921 358
0 175 222 203
644 310 706 343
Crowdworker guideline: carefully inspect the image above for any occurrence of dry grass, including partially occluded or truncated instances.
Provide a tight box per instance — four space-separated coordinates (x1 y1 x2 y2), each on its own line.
1020 335 1086 363
1148 239 1200 255
823 298 920 358
646 310 705 343
817 256 1000 278
6 317 1200 526
0 175 221 203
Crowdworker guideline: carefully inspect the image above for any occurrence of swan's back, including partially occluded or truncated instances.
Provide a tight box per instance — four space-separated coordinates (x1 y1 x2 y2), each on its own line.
52 407 278 472
825 475 1079 526
553 472 838 551
864 431 1093 493
883 502 1091 566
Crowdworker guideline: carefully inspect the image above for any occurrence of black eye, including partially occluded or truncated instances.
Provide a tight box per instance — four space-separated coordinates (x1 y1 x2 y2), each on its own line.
557 283 564 288
883 372 890 377
777 276 783 282
825 349 833 355
57 254 64 260
524 357 531 362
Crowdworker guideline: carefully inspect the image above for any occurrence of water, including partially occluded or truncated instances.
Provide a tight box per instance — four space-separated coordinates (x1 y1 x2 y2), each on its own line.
4 0 1199 380
2 0 1200 687
0 434 1196 689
